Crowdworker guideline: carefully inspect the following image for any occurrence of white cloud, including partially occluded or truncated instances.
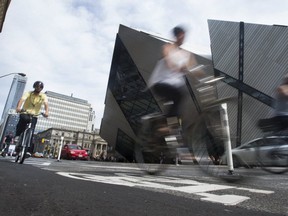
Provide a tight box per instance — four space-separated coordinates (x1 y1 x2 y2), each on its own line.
0 0 287 128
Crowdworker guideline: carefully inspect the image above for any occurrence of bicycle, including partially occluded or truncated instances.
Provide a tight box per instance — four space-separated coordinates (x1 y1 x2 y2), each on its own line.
135 74 241 181
15 111 44 164
257 117 288 174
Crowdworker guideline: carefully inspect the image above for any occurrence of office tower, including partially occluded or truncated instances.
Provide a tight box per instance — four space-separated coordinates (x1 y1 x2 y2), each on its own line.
0 74 26 143
1 74 27 121
35 91 93 133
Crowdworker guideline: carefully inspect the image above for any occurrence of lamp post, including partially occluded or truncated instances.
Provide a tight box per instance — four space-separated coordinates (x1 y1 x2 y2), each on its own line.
0 73 26 79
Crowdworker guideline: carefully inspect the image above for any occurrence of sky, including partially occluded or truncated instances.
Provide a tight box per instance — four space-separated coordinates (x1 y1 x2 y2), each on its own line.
0 0 287 128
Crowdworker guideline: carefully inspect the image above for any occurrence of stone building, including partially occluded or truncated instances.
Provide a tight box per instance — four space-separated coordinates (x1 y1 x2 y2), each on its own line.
35 128 108 159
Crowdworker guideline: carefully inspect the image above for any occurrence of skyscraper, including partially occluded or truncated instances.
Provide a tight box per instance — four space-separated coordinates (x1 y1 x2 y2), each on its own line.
1 74 27 121
0 74 26 143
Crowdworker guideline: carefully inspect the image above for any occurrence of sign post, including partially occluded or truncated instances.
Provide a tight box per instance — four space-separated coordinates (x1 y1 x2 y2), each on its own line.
57 136 64 162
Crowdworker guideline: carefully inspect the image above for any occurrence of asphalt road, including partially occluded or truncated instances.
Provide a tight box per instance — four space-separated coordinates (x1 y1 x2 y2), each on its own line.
0 157 287 216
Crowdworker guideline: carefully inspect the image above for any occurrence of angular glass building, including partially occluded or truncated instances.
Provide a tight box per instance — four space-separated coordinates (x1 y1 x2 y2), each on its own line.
100 25 213 161
101 21 288 161
0 0 11 33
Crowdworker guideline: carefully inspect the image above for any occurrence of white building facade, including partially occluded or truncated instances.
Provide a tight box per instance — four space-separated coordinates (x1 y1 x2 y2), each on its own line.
35 91 95 133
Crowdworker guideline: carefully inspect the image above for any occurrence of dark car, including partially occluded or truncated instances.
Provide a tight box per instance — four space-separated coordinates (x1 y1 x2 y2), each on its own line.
61 144 89 160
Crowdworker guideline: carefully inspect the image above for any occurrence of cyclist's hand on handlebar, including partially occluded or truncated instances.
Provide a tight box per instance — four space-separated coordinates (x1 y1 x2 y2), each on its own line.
16 108 22 113
43 112 49 118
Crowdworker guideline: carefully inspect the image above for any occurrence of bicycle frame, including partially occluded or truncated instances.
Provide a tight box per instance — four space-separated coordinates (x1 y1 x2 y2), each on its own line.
15 112 44 164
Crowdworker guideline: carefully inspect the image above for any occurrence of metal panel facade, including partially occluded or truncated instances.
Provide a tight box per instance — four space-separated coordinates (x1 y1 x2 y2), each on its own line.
209 19 288 144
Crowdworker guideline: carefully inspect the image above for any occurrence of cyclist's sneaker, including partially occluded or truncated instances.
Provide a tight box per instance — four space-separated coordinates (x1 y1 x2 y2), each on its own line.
25 152 31 158
165 135 183 147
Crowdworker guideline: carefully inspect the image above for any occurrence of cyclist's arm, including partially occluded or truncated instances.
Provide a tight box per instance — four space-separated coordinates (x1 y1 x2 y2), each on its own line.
16 98 25 113
186 53 206 78
43 100 49 117
277 84 288 96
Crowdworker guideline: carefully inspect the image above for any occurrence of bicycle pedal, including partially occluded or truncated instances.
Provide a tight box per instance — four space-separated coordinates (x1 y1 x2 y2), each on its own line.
165 136 183 147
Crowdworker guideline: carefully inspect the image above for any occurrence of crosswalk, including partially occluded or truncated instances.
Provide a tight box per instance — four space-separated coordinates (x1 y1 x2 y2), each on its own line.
57 172 274 206
1 157 276 206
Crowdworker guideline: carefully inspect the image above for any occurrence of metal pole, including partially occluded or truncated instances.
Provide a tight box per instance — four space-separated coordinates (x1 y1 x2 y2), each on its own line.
220 103 234 173
57 136 64 162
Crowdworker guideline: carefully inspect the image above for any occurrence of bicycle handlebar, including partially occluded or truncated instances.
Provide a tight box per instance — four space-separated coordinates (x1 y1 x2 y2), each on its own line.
20 109 46 117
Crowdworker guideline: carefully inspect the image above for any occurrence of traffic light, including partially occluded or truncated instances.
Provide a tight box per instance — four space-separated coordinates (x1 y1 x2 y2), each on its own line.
42 138 45 143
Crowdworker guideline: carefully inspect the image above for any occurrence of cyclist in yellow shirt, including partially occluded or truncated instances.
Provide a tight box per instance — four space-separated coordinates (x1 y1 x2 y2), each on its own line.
15 81 49 154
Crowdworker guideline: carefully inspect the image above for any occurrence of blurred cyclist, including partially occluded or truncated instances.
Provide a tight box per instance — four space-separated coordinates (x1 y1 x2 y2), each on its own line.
1 132 14 157
147 26 203 133
15 81 49 154
273 75 288 129
259 75 288 131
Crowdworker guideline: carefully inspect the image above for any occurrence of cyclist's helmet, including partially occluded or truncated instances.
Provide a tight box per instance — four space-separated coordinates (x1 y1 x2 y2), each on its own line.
33 81 44 89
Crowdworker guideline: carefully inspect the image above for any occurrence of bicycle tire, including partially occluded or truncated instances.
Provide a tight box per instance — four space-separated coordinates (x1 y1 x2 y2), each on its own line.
19 129 33 164
134 114 171 175
14 134 24 163
189 97 243 182
256 135 288 174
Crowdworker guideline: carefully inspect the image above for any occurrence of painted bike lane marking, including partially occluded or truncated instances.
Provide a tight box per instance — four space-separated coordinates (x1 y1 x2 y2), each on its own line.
57 172 274 206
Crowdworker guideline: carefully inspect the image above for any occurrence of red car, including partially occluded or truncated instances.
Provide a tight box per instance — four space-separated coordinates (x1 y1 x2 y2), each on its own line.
61 144 89 160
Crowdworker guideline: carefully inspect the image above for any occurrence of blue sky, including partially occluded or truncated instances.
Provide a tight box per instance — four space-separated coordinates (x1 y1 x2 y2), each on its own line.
0 0 287 128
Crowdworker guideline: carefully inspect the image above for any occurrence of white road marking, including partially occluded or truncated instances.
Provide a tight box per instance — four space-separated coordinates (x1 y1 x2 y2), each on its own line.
57 172 274 206
197 193 250 205
236 187 274 194
13 160 51 166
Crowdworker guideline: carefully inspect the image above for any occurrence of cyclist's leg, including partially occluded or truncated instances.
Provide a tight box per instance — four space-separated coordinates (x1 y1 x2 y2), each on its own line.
28 117 38 154
4 142 10 153
16 114 29 137
15 114 30 153
152 83 184 134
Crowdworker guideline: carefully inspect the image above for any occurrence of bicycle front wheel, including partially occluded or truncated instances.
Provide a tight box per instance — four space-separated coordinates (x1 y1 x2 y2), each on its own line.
257 136 288 174
15 134 23 163
188 98 242 182
18 129 33 164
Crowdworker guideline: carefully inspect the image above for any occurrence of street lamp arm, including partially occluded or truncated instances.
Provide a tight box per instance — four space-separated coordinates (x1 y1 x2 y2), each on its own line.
0 73 26 79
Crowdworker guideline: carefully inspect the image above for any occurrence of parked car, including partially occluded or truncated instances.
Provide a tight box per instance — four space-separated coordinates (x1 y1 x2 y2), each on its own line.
221 136 288 168
61 144 89 160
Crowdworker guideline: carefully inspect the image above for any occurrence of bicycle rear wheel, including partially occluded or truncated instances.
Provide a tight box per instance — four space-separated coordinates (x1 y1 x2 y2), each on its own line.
256 135 288 174
135 114 171 175
189 98 242 182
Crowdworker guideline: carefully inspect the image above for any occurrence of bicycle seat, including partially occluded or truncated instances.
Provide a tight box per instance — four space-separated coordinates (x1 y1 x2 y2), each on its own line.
258 118 282 132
